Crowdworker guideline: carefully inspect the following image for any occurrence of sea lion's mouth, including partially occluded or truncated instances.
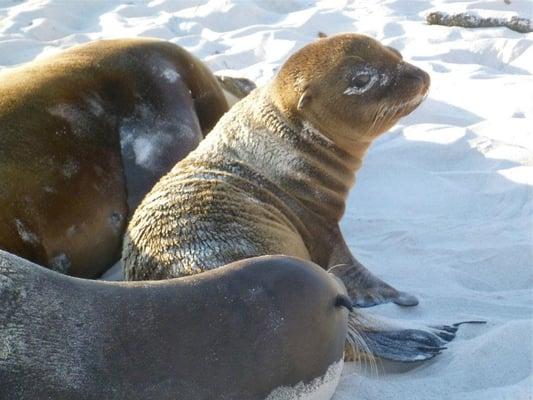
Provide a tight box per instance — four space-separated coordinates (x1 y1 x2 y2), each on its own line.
392 92 428 118
364 91 428 135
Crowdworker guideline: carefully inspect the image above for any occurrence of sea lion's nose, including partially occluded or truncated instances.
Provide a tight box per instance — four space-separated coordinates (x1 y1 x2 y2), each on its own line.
402 63 431 92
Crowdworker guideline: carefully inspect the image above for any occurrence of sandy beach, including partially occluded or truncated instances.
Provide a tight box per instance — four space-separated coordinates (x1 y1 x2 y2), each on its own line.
0 1 531 398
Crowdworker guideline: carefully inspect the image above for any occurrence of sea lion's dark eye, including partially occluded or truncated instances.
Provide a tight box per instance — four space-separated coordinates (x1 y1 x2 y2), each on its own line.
352 73 372 88
344 67 378 96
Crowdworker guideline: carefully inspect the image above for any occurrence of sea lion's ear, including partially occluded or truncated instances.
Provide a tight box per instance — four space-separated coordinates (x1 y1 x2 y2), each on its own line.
297 88 312 111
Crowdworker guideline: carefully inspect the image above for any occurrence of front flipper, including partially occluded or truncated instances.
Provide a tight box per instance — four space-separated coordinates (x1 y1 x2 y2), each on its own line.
329 263 418 308
326 227 418 308
345 312 485 362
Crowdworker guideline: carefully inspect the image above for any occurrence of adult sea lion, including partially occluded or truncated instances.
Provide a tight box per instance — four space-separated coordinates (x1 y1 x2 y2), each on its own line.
0 38 232 278
0 250 351 400
123 33 473 361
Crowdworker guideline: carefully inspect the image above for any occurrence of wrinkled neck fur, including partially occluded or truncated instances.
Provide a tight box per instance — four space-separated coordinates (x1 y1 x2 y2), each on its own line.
207 88 367 223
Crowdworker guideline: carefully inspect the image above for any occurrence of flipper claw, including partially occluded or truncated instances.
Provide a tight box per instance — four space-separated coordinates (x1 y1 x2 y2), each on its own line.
453 320 487 327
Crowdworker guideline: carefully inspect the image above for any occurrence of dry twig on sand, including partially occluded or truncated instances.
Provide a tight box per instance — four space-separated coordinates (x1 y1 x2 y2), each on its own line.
426 11 532 33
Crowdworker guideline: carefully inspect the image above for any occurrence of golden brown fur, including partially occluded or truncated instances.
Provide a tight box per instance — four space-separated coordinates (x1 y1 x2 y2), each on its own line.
123 33 432 361
123 33 429 280
123 34 432 361
121 34 475 365
123 34 440 360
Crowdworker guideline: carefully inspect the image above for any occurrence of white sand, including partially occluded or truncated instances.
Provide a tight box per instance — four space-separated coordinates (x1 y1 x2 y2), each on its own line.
1 0 531 399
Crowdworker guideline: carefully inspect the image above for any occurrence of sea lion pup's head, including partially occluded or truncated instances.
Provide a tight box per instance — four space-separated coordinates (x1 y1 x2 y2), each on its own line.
271 33 430 149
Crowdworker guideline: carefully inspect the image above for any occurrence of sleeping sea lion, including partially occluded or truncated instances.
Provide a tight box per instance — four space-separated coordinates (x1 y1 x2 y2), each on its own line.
0 250 350 400
0 38 234 278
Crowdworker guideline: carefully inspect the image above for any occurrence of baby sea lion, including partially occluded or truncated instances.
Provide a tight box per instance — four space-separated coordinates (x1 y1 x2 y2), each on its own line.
0 38 231 278
123 33 469 361
0 250 350 400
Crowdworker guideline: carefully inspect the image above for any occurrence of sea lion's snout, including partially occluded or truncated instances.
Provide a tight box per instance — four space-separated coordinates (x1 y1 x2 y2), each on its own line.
400 62 431 95
388 61 430 119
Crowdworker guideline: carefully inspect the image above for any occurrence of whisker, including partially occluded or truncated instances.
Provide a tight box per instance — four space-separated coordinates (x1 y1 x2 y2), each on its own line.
345 312 380 377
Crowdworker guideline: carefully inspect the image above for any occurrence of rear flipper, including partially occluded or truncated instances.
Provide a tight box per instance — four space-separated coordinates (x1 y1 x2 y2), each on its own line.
344 312 486 362
215 75 257 106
